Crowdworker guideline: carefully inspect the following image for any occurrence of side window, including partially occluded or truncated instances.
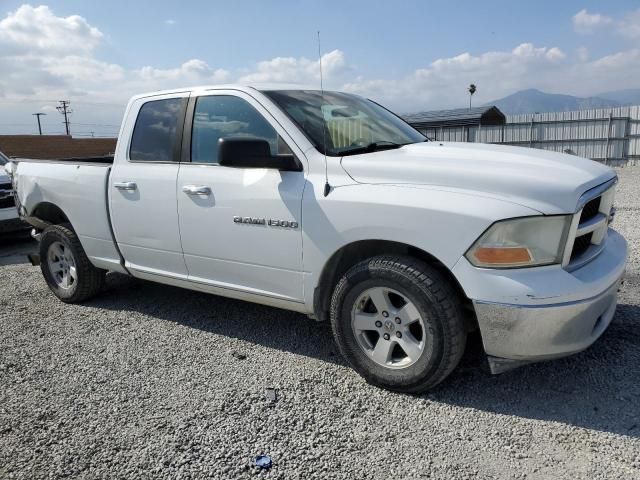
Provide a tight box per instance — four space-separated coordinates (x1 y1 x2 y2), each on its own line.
191 95 291 164
129 98 185 162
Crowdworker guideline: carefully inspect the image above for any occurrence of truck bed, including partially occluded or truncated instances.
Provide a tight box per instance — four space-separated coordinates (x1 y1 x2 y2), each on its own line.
12 159 125 273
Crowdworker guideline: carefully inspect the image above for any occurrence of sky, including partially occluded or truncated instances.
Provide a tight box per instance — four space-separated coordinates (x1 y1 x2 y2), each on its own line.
0 0 639 137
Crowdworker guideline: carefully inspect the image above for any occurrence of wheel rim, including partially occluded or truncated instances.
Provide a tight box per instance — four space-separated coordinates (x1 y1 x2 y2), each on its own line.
351 286 427 369
47 241 77 290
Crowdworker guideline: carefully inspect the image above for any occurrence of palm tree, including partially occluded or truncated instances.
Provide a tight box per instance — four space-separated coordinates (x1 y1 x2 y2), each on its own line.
468 84 477 109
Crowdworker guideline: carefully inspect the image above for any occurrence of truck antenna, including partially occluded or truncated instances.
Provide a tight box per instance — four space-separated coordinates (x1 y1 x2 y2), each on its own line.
318 31 331 197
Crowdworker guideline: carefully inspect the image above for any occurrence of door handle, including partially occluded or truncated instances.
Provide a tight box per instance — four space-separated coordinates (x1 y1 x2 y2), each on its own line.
182 185 211 195
113 181 137 191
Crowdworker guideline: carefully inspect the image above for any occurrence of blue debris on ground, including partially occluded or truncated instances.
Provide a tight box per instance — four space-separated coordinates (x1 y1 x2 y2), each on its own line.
255 454 272 469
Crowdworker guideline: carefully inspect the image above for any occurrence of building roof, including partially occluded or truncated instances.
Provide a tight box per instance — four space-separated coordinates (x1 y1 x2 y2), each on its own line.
0 135 117 160
402 106 506 128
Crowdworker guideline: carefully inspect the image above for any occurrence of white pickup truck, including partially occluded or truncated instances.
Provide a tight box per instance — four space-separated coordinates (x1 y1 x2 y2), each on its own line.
5 85 627 392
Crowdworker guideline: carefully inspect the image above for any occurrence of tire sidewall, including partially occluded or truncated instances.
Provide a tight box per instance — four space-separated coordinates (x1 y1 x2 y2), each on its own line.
332 260 449 390
40 227 79 300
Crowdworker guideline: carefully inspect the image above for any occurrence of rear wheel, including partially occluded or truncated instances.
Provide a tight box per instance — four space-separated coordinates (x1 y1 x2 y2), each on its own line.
330 255 466 392
39 223 105 303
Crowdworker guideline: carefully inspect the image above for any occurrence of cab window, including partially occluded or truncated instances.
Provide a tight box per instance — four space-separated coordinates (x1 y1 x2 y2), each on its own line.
191 95 291 164
130 98 185 162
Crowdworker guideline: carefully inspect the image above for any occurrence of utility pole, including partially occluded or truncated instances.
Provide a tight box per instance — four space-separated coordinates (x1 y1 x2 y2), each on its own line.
32 112 46 135
56 100 72 136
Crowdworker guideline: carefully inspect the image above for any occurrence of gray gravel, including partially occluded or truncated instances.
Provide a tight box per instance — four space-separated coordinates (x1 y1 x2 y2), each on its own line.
1 168 640 479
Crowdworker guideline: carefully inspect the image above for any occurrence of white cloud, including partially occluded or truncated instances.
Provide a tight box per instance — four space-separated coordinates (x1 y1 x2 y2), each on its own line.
618 10 640 39
572 8 640 39
0 5 344 103
0 5 102 55
573 9 613 34
343 43 570 111
0 6 230 102
237 49 346 84
0 4 122 101
164 19 176 26
576 47 590 62
2 4 640 135
135 59 229 85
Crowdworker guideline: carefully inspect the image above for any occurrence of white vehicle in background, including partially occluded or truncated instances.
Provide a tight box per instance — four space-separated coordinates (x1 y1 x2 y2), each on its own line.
0 151 25 233
5 85 627 392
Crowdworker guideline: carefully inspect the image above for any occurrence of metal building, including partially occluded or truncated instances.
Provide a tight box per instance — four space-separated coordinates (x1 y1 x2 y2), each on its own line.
403 105 639 166
403 106 506 142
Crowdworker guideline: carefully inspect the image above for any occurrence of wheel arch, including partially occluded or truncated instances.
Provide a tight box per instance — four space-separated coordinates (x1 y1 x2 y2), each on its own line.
313 239 474 328
26 202 71 230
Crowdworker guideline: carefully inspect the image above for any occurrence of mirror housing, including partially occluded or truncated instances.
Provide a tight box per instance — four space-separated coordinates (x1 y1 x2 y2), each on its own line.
218 138 300 171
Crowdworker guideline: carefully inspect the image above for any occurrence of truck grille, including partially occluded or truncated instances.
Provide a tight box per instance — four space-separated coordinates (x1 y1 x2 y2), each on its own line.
579 197 601 223
570 232 593 261
0 182 15 209
564 179 616 270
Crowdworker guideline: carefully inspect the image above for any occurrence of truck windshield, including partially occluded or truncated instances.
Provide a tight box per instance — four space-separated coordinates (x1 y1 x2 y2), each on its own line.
0 152 7 165
263 90 425 156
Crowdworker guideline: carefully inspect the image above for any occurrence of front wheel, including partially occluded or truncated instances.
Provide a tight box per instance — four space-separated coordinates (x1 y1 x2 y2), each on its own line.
330 255 466 393
39 223 105 303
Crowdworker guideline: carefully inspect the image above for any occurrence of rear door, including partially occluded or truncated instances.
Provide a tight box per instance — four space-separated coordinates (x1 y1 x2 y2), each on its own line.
110 92 189 277
176 90 306 301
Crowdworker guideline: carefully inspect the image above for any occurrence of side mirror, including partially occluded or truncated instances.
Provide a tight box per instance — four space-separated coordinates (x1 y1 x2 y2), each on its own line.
218 138 300 171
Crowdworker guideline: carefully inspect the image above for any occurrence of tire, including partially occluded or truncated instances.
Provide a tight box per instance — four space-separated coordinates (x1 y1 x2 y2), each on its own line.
330 255 466 393
39 223 105 303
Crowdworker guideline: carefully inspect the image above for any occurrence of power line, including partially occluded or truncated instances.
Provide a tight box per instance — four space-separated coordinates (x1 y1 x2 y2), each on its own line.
72 133 118 138
0 122 119 128
32 112 47 135
1 98 125 107
72 123 121 127
56 100 72 136
73 101 126 107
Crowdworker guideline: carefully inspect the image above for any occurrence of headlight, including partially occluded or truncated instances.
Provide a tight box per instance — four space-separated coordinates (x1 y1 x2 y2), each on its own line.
466 216 571 268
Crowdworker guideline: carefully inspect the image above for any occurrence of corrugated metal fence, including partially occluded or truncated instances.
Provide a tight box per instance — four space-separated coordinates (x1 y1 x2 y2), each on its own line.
416 105 640 166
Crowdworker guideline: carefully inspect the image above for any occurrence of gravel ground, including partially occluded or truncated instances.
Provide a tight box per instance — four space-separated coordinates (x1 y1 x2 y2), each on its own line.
1 168 639 479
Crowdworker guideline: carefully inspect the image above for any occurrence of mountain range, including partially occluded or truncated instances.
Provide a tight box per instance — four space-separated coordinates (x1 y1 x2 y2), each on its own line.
486 88 640 115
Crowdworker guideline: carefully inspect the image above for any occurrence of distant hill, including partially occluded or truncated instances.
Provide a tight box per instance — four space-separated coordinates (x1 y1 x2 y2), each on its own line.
596 88 640 106
487 89 621 115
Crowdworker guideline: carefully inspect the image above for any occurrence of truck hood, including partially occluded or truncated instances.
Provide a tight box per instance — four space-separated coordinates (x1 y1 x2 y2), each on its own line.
340 142 615 214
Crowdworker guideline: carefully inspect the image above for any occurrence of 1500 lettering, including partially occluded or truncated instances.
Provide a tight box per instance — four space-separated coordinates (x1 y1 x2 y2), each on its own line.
233 216 298 228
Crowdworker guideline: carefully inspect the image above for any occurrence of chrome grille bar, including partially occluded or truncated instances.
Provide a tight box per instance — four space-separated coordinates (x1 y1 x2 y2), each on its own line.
562 177 617 270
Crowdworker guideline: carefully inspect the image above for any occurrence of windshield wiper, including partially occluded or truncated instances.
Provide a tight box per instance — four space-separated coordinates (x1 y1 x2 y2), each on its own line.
340 141 406 156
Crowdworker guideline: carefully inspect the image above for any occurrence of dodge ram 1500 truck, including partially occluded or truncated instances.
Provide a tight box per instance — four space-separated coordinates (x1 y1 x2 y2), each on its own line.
5 85 627 392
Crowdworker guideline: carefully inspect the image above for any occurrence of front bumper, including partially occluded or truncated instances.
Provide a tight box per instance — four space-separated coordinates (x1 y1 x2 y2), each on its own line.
0 207 27 233
452 228 627 368
0 206 18 222
0 217 28 233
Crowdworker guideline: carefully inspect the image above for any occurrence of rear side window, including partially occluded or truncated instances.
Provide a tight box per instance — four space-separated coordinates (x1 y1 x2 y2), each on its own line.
129 98 185 162
191 95 290 164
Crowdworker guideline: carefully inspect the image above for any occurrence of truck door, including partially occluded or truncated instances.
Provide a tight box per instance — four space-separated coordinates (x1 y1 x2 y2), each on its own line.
110 92 189 277
176 91 306 302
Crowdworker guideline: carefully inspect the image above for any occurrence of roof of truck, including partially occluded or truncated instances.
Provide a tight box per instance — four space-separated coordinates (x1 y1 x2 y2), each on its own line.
130 84 322 101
